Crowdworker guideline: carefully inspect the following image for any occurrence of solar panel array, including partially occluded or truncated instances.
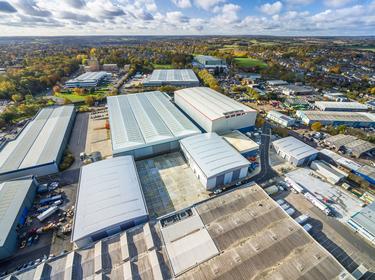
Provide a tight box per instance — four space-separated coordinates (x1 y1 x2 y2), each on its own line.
107 91 200 154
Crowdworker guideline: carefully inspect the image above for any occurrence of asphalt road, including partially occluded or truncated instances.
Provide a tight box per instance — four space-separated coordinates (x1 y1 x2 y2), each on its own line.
67 112 89 170
252 123 277 184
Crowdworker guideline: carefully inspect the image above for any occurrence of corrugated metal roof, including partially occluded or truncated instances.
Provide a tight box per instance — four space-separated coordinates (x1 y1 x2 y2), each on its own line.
221 130 259 153
272 136 318 161
67 72 108 83
107 91 200 154
147 69 198 83
180 133 249 178
175 87 255 121
267 110 295 122
349 202 375 237
297 111 375 123
0 106 75 175
0 178 34 246
72 156 148 242
315 101 368 111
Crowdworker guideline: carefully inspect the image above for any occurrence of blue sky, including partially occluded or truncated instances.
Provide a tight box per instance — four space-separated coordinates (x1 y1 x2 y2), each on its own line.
0 0 374 36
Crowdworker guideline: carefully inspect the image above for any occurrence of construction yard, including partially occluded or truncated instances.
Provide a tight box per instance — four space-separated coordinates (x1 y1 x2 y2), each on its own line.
136 152 210 218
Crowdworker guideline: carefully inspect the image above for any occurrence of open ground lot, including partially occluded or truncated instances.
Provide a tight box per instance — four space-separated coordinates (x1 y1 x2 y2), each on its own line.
286 168 363 222
273 190 375 278
136 152 210 218
85 108 112 158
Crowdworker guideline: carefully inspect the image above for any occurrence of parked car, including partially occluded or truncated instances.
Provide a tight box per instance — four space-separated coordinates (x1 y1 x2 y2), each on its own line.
303 223 313 233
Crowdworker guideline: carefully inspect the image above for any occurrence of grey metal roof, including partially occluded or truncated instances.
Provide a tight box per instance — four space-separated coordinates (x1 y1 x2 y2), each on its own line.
297 111 375 123
315 101 368 111
267 110 295 122
72 156 148 242
0 105 75 175
66 71 108 84
147 69 198 83
180 133 249 178
272 136 318 161
349 202 375 237
175 87 256 121
107 91 200 154
0 178 34 247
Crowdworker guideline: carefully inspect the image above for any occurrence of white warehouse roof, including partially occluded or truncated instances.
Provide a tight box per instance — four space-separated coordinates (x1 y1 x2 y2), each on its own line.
107 91 200 155
273 136 318 161
0 106 75 177
315 101 368 111
175 87 256 121
66 71 108 84
180 133 249 178
72 156 148 243
145 69 198 84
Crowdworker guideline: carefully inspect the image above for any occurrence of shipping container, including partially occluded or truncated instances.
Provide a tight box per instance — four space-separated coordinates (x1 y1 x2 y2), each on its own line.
39 195 62 206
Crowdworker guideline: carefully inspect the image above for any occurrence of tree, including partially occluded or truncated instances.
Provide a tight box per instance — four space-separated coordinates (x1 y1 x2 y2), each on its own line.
85 96 95 106
90 48 97 58
63 98 72 105
329 65 341 74
73 87 86 96
11 94 23 103
53 85 61 94
255 116 265 128
311 122 322 131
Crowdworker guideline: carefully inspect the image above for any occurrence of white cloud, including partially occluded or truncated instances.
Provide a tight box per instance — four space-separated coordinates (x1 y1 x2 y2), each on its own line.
286 0 314 5
324 0 352 8
212 3 240 24
171 0 191 9
194 0 225 10
260 1 282 15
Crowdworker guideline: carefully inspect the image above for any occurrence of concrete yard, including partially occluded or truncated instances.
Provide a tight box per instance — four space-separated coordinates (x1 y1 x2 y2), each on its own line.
286 168 363 222
85 109 112 159
136 152 210 218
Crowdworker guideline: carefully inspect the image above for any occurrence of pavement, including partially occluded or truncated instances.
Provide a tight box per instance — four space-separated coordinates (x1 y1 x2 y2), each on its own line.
279 191 375 278
252 123 278 184
67 112 89 170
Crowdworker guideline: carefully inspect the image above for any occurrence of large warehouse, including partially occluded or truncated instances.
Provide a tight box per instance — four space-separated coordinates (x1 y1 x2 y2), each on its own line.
296 110 375 127
348 202 375 245
143 69 199 87
0 178 37 260
194 55 227 70
72 156 148 248
314 101 368 112
65 71 111 88
180 133 250 190
272 136 318 166
175 87 257 133
0 105 76 182
107 91 200 159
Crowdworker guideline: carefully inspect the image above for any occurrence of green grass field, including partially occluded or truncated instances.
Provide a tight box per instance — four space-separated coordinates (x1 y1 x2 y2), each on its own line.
55 93 99 103
233 57 268 68
152 64 174 69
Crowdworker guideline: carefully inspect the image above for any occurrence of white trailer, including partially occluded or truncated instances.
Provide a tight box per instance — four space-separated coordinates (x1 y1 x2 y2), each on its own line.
37 206 59 222
304 192 331 216
295 214 309 225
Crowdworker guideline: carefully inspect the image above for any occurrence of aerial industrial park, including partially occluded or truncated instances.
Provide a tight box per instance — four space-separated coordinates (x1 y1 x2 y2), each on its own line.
0 35 374 280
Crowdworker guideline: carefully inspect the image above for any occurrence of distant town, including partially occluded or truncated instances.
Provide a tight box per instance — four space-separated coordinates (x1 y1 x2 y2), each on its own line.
0 36 374 280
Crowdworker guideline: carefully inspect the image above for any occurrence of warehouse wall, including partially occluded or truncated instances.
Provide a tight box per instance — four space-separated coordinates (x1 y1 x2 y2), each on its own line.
113 141 180 160
0 163 58 182
0 180 36 260
211 113 256 134
74 215 148 249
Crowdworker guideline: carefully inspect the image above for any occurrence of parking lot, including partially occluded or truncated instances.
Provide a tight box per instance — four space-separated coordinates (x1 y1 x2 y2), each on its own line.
286 168 363 222
136 152 210 218
85 107 112 158
273 189 375 278
0 180 77 275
